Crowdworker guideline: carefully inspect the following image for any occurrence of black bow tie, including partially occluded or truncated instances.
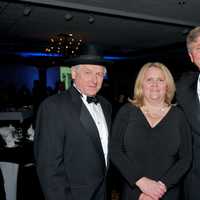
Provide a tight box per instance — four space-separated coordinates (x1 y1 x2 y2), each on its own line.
87 96 99 104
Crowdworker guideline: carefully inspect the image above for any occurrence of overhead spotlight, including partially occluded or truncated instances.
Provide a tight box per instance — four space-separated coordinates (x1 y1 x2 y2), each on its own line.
88 15 95 24
178 0 186 5
23 6 32 16
64 13 73 21
182 28 190 35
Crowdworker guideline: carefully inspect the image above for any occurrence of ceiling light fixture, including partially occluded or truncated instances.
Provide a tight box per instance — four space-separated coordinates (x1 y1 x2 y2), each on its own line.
88 15 95 24
64 13 73 21
23 6 32 16
178 0 186 5
45 33 83 58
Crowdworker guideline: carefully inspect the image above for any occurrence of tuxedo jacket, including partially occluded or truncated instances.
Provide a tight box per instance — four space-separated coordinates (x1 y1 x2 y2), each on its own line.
34 86 112 200
176 71 200 200
176 72 200 137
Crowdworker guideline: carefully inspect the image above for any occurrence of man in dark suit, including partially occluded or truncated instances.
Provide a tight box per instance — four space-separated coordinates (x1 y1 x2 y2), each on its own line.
34 44 112 200
176 26 200 200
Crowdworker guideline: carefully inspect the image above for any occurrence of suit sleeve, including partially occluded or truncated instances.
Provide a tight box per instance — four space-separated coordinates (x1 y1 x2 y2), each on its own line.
34 98 71 200
110 104 143 191
159 110 192 189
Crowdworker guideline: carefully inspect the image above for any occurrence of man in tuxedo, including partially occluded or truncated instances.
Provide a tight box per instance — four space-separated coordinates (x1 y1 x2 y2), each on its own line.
34 44 112 200
176 26 200 200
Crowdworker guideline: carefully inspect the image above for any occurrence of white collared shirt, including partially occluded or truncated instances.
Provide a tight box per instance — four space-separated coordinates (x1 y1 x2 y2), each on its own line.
81 94 109 166
73 84 109 165
197 74 200 103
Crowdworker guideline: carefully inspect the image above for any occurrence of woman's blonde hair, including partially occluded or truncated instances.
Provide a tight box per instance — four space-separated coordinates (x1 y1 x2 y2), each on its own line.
131 62 176 107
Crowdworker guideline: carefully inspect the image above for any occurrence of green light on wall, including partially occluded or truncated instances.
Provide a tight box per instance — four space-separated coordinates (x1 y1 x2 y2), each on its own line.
60 66 72 90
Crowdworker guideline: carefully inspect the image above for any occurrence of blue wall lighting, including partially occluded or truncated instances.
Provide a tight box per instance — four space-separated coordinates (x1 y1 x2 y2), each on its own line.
16 52 63 58
103 56 128 61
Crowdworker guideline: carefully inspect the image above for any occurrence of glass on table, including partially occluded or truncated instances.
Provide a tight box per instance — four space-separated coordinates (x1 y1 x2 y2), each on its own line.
14 127 23 141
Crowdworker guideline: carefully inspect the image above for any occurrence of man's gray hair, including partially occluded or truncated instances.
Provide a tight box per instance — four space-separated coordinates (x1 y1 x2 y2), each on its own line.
186 26 200 52
71 64 107 75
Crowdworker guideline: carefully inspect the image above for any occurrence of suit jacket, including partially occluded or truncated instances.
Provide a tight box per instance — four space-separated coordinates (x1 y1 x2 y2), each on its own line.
176 72 200 135
34 86 112 200
176 71 200 200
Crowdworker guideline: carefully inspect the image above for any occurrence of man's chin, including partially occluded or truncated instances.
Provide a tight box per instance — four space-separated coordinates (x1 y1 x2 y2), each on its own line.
86 91 98 96
86 89 100 96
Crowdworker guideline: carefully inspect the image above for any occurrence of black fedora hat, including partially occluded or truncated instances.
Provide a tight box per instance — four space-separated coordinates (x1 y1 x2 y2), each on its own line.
64 43 112 66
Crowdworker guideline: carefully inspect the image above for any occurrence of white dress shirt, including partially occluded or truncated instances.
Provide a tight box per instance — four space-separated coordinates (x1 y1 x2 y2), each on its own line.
81 94 109 166
197 74 200 103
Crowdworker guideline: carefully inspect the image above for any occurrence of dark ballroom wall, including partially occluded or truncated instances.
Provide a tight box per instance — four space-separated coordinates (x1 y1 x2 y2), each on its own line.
0 48 197 110
0 64 59 92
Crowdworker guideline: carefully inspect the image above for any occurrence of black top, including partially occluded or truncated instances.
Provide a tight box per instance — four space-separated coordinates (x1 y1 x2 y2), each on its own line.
111 103 192 200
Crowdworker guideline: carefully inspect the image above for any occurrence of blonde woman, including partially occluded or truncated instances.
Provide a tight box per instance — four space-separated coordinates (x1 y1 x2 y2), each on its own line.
111 62 192 200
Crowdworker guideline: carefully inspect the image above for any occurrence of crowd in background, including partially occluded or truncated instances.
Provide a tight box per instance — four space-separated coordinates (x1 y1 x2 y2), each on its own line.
0 80 66 113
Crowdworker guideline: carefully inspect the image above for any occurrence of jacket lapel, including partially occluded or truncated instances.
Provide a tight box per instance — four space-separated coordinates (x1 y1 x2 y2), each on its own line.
187 76 200 133
180 73 200 133
98 98 111 169
100 102 111 133
69 86 108 170
79 104 106 170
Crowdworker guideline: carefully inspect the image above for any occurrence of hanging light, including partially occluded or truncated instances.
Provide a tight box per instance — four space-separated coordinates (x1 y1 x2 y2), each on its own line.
45 33 83 57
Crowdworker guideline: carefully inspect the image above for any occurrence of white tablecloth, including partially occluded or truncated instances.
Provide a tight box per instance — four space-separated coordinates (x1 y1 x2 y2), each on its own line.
0 111 33 123
0 162 19 200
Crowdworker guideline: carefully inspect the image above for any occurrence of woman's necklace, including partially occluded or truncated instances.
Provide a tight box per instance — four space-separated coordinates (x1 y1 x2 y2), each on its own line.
142 105 168 119
141 104 170 128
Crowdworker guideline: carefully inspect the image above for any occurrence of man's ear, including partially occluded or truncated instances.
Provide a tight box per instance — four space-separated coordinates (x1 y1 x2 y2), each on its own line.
71 67 76 79
188 52 194 63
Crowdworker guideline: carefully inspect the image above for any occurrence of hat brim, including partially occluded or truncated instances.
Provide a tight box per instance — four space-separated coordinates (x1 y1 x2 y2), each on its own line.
64 55 112 66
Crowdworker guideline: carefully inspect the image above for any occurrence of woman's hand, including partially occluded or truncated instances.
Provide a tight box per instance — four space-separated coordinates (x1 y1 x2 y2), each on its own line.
138 193 158 200
158 180 167 191
136 177 166 199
